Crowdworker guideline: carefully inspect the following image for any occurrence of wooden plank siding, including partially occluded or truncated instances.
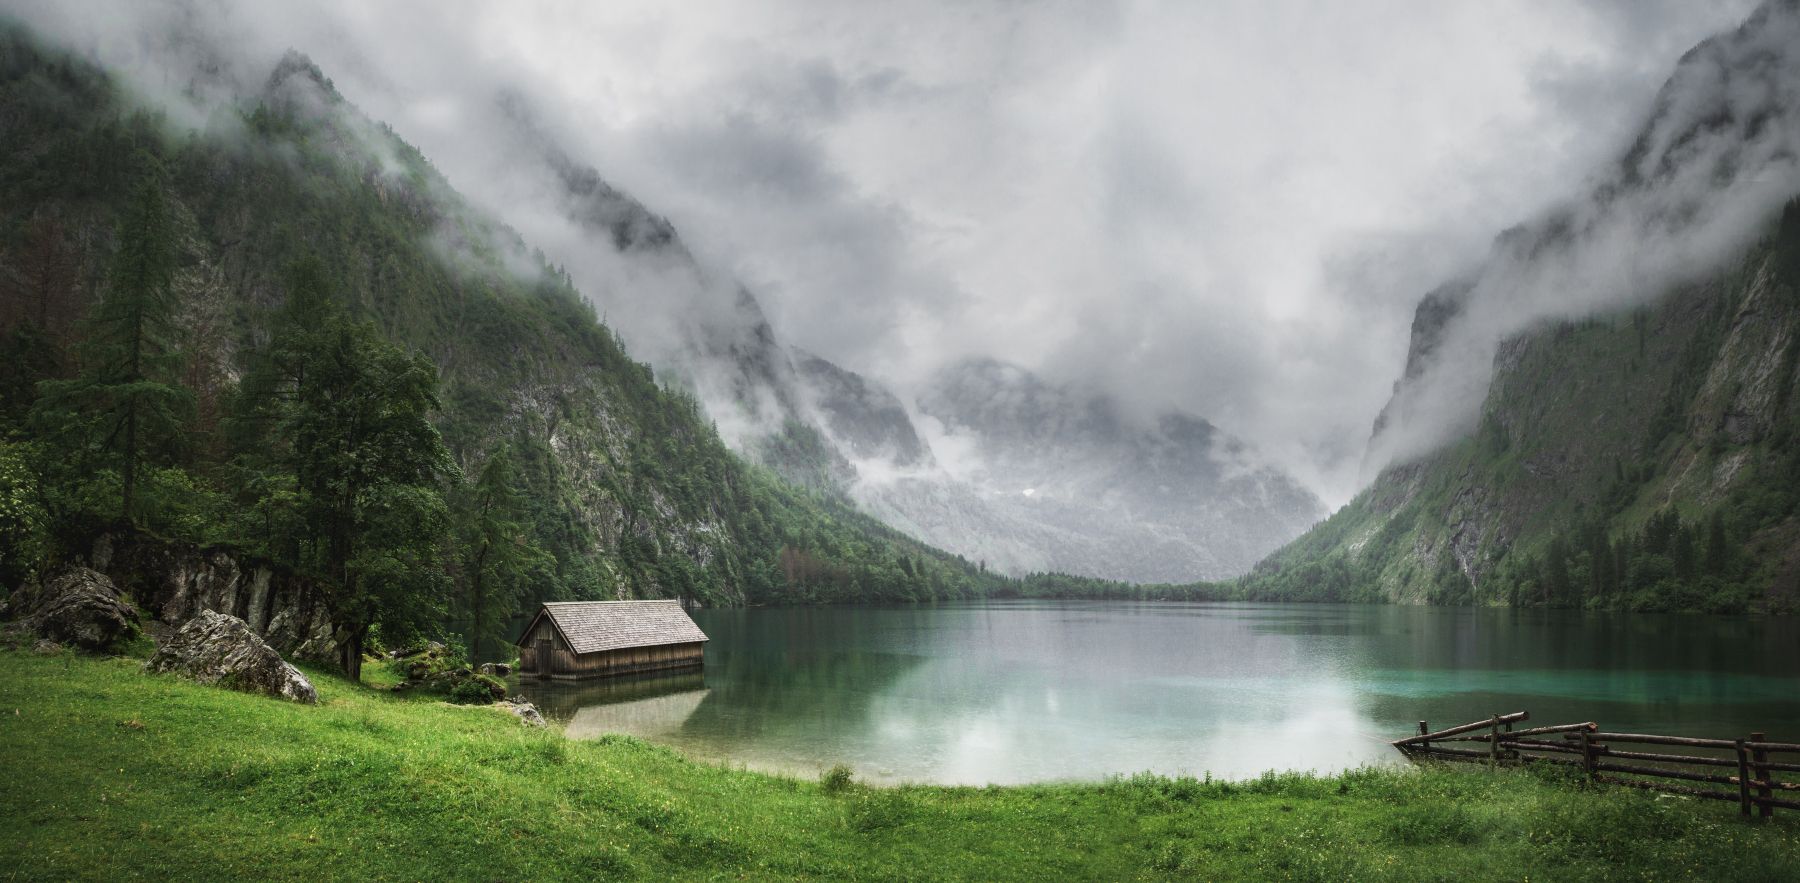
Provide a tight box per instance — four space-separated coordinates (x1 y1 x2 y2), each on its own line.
516 605 707 680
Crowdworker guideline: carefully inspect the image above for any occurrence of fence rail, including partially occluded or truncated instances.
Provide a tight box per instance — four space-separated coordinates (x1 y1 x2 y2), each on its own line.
1393 712 1797 817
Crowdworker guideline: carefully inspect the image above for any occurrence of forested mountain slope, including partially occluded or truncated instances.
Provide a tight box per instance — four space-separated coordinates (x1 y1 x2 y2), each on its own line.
1242 0 1800 613
0 25 1024 661
1245 211 1800 612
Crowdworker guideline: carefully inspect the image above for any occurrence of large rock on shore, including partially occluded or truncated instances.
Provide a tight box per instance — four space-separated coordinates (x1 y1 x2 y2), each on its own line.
497 698 546 727
144 611 318 704
3 567 140 653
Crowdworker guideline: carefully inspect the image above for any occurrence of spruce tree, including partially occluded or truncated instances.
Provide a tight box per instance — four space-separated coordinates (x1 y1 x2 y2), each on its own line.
236 260 452 679
32 153 191 524
453 444 548 662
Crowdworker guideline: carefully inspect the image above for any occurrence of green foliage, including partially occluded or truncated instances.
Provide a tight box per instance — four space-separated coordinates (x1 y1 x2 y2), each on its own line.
446 676 500 705
819 764 854 795
450 445 552 662
0 441 49 586
1238 198 1800 614
29 152 193 525
231 259 454 676
0 29 1056 660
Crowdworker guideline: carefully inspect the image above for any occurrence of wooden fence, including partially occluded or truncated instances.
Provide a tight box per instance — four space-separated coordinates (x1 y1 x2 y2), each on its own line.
1392 711 1800 817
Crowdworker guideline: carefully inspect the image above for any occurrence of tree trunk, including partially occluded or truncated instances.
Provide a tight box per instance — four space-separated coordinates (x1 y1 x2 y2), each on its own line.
470 543 489 663
341 622 366 682
121 405 137 524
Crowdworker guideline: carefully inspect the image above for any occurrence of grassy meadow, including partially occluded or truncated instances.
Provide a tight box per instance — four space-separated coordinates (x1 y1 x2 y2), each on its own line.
1 650 1796 881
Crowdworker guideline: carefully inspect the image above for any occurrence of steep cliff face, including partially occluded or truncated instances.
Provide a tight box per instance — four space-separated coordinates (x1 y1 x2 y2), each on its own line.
1245 0 1800 612
1248 204 1800 611
89 533 342 664
489 94 814 454
1365 0 1800 476
792 350 931 469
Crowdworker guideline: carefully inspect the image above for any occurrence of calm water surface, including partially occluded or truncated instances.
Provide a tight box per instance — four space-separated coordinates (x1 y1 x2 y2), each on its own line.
515 601 1800 786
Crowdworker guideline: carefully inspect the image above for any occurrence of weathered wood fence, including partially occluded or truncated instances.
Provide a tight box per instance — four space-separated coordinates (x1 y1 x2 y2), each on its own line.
1393 711 1800 817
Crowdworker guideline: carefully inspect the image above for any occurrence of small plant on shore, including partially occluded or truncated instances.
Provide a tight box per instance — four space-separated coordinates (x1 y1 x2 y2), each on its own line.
445 674 503 705
820 764 854 795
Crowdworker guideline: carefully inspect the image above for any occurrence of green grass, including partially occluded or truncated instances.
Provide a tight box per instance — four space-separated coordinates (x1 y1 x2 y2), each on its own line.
2 651 1796 881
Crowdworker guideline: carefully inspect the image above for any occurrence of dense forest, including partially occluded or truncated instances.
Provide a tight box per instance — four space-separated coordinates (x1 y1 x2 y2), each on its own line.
0 27 1171 673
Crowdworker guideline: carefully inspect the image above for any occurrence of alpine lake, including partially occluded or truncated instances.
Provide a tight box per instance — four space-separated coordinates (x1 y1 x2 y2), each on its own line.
513 601 1800 786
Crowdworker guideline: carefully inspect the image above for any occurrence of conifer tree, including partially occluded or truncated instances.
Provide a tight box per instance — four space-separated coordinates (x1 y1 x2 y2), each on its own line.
235 259 452 679
454 444 549 662
32 153 191 524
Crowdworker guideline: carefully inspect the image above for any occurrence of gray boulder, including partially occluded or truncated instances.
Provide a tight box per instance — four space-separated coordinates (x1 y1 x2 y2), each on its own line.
497 698 545 727
6 567 139 653
144 611 318 704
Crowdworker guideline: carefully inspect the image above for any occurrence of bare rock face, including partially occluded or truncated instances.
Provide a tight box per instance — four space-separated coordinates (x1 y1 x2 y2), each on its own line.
144 611 318 704
92 534 343 666
5 567 140 653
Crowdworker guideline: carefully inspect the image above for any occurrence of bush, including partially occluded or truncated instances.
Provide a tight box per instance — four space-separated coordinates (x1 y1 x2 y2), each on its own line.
447 677 496 705
0 442 49 587
820 764 854 795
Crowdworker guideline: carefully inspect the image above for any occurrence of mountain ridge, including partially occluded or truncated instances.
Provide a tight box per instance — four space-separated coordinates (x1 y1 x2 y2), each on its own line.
1245 0 1800 612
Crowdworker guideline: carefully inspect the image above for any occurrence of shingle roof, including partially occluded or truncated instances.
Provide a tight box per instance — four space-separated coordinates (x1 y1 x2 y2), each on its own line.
535 600 709 655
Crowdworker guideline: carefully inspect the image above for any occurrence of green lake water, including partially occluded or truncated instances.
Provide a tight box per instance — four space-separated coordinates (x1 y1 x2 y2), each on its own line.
515 601 1800 786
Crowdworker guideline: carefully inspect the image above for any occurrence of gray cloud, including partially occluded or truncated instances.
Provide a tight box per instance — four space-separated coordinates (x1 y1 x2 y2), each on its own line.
6 0 1766 505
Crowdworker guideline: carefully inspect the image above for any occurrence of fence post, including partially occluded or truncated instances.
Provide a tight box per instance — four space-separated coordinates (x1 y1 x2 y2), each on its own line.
1736 739 1753 817
1489 715 1500 766
1579 730 1595 780
1418 721 1428 738
1752 732 1773 819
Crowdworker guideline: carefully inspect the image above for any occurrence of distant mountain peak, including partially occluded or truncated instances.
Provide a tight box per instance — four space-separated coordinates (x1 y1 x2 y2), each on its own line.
264 49 339 103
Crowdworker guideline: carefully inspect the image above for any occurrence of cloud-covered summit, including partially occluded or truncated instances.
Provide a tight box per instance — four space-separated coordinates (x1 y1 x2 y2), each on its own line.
9 0 1778 512
1368 0 1800 475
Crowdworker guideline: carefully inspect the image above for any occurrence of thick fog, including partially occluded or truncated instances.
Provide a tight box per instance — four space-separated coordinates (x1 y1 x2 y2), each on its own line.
5 0 1770 505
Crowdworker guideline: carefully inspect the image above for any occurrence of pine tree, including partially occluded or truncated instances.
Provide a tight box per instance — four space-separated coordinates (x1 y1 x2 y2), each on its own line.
1704 511 1730 576
235 260 452 679
454 445 549 662
32 153 192 524
1544 538 1573 607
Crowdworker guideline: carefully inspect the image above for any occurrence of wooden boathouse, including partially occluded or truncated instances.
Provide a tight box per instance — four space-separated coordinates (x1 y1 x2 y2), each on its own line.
516 600 709 680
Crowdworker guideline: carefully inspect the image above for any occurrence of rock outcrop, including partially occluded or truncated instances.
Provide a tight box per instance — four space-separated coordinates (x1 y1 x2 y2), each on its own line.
144 611 318 704
91 533 343 666
2 567 139 653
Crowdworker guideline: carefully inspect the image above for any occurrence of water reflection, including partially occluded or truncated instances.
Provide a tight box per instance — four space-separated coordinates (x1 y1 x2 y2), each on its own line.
514 601 1800 786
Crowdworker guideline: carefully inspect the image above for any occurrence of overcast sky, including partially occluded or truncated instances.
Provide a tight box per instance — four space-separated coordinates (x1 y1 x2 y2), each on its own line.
11 0 1763 503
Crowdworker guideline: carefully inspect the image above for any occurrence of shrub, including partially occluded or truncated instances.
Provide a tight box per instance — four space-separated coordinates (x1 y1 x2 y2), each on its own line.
0 442 49 587
447 677 495 705
820 764 854 795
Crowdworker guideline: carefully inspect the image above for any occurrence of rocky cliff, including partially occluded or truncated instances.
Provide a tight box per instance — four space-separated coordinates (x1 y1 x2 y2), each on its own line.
1244 2 1800 613
89 533 342 665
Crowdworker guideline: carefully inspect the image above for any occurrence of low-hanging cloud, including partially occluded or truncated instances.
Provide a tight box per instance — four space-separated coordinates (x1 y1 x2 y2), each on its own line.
1367 0 1800 475
5 0 1770 506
